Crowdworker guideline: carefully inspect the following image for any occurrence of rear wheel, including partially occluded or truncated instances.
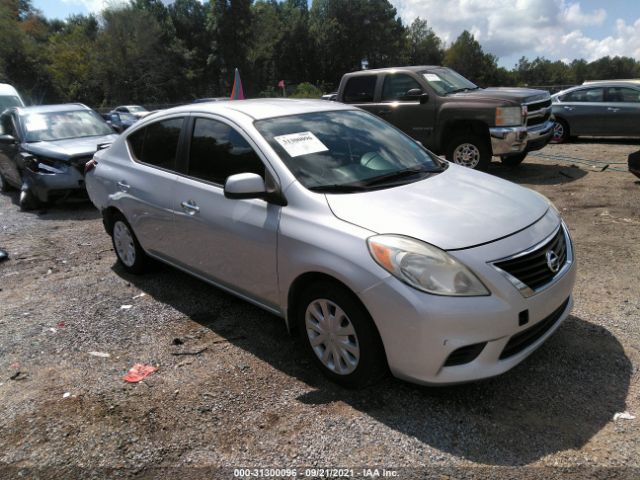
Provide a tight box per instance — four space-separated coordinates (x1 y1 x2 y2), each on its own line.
296 281 387 388
500 152 527 167
552 119 569 143
445 133 491 170
111 213 147 274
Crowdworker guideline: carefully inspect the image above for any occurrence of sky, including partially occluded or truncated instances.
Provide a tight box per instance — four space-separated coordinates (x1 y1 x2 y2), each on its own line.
33 0 640 69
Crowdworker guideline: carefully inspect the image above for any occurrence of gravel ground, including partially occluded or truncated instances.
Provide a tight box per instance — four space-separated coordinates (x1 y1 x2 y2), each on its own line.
0 140 639 479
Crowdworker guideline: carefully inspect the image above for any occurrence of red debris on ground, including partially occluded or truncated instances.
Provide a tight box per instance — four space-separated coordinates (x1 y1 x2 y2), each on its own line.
123 364 157 383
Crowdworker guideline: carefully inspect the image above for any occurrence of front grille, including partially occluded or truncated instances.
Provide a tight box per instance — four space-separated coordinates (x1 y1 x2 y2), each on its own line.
526 111 551 127
494 227 567 291
443 342 487 367
499 298 569 359
527 99 552 112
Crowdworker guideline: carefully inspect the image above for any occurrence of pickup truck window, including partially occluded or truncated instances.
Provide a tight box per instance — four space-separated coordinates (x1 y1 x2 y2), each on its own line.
382 74 422 102
343 76 376 103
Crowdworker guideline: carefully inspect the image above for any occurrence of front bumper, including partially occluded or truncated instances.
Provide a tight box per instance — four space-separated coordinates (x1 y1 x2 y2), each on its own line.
489 119 555 156
359 210 576 385
23 164 86 203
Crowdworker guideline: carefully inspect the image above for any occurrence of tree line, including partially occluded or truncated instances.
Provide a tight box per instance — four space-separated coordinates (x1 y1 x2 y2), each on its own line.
1 0 639 107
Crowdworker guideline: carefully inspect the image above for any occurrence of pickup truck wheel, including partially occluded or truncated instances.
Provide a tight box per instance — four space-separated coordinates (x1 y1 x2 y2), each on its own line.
552 119 569 143
446 134 490 170
500 152 527 167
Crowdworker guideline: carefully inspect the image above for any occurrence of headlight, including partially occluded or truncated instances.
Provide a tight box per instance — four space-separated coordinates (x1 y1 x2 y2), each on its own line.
367 235 490 296
495 106 524 126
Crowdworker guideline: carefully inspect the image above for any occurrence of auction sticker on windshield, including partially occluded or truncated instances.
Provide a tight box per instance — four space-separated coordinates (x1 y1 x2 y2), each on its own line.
423 73 442 82
274 131 329 157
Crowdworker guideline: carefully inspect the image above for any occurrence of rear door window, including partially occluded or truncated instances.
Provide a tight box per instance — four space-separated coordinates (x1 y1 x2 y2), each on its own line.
127 117 184 171
343 76 377 103
606 87 640 103
187 117 264 185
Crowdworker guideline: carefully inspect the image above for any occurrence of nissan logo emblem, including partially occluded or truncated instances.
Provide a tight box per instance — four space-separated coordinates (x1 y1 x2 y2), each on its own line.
546 249 561 273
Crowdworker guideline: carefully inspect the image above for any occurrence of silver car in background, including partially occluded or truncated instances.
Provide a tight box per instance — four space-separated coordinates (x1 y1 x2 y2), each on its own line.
85 99 576 387
551 80 640 142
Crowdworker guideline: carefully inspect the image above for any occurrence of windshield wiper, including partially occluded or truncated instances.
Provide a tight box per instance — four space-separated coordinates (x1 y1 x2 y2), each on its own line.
308 183 369 193
361 167 437 187
447 87 479 94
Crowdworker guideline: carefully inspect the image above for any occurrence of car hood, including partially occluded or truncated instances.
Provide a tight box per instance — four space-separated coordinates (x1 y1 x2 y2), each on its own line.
23 134 118 161
451 87 550 105
325 164 550 250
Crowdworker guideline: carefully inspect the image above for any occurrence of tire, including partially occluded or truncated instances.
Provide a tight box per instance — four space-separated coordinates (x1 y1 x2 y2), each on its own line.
19 187 41 211
552 119 569 143
110 213 147 274
500 152 527 167
445 133 491 170
296 281 387 388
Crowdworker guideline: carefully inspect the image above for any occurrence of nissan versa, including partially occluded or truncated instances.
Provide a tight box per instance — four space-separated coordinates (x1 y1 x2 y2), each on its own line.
85 99 576 388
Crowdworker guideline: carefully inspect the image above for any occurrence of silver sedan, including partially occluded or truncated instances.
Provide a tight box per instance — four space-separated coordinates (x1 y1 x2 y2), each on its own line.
85 99 576 387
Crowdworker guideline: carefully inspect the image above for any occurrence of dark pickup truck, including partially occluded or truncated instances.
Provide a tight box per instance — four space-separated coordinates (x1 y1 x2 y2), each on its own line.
335 66 555 169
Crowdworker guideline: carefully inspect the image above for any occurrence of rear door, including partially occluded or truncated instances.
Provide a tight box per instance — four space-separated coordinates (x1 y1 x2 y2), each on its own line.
171 115 280 308
604 86 640 136
118 116 185 257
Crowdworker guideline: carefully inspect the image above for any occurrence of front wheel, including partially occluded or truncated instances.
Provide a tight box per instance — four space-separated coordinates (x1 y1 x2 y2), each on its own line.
500 152 527 167
445 134 491 170
111 213 147 274
297 281 387 388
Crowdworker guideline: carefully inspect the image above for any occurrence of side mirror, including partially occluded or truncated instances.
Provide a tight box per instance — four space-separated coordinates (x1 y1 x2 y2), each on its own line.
0 134 16 145
224 173 267 200
405 89 429 104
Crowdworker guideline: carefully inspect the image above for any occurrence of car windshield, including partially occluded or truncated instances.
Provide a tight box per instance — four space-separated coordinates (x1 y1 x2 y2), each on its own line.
21 110 113 142
0 95 23 110
421 68 478 95
255 110 446 192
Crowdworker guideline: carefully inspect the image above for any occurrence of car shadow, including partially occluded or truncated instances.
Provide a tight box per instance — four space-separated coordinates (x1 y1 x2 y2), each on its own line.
487 160 588 185
2 190 100 220
116 262 632 466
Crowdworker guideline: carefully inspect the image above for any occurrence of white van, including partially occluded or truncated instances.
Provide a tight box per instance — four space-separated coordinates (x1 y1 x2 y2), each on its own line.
0 83 25 111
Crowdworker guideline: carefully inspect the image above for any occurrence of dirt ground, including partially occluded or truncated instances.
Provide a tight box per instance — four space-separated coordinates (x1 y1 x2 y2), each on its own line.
0 140 639 479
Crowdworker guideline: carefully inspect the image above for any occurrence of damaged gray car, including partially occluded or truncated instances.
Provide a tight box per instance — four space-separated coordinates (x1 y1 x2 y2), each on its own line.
0 104 117 210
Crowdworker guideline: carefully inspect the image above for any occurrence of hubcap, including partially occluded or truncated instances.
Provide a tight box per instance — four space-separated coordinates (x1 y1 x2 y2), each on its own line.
113 220 136 267
305 299 360 375
452 143 481 168
552 122 564 142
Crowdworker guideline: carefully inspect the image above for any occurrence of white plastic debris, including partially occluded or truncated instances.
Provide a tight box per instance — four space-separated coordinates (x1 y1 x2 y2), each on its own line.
63 392 71 399
120 305 133 310
48 328 57 333
133 293 146 299
88 351 111 358
613 411 636 421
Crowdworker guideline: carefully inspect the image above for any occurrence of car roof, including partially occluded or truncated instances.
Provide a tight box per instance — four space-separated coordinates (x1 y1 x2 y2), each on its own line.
344 65 443 76
582 79 640 85
152 98 355 121
0 83 20 95
13 103 90 114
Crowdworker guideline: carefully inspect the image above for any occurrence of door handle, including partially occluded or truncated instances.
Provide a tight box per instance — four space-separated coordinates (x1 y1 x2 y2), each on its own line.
181 200 200 215
607 107 620 112
117 180 130 191
563 106 574 111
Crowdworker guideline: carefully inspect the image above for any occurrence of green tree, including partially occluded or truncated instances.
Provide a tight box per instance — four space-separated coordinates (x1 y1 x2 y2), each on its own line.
405 17 443 65
443 30 500 86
